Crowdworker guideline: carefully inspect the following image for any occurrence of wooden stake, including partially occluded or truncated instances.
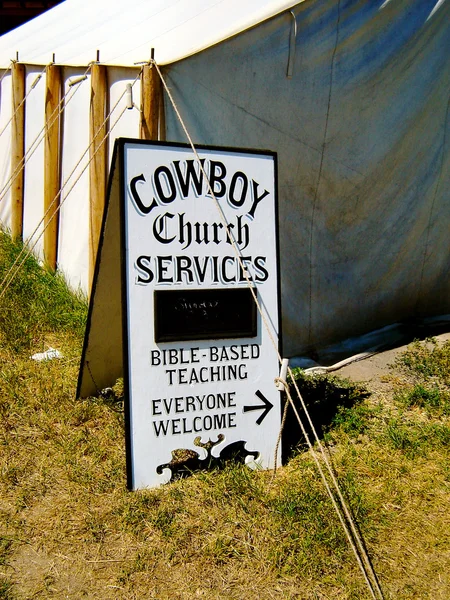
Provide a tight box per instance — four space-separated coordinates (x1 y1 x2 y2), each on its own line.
44 64 62 270
140 64 160 140
89 63 108 291
11 62 25 241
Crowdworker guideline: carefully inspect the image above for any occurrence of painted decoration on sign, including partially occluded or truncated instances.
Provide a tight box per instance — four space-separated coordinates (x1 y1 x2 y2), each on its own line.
122 141 280 489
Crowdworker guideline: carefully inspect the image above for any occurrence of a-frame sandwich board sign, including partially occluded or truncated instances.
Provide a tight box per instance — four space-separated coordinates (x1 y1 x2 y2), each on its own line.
77 138 282 490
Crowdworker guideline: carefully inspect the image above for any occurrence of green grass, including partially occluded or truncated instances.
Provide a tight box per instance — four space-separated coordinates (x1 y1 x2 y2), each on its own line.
0 232 87 352
281 370 371 459
0 232 449 599
387 337 450 456
0 581 14 600
395 337 450 385
331 402 379 436
0 536 14 599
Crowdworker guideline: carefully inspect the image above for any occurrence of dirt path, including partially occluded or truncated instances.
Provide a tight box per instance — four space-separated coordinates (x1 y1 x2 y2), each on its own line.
335 331 450 388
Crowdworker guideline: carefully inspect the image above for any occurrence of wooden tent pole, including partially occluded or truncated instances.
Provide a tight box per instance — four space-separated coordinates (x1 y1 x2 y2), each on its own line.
89 63 108 292
44 64 62 270
11 61 25 241
140 63 160 140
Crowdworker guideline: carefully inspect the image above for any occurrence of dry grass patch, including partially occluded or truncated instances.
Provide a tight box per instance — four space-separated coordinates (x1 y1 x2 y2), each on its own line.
0 233 449 599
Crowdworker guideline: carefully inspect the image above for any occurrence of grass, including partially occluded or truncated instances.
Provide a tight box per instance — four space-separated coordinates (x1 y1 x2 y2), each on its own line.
0 234 86 352
395 338 450 385
0 231 449 598
281 370 370 460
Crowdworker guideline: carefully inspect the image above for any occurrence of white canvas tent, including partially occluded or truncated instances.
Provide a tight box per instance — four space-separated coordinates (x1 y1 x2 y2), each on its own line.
0 0 448 361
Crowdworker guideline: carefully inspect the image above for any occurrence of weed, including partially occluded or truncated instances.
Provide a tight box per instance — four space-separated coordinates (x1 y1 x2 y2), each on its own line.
0 538 13 600
115 492 161 537
288 370 369 405
338 469 369 523
331 403 378 436
283 370 370 458
205 534 240 565
384 419 422 456
0 579 14 600
0 537 12 567
425 422 450 446
395 337 450 386
383 418 450 457
151 507 178 535
395 383 450 416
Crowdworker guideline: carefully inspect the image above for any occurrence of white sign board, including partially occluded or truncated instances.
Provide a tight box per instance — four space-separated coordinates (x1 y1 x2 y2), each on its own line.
121 141 280 489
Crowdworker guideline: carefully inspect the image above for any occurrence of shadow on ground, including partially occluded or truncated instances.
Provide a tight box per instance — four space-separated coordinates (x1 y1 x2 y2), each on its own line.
153 373 369 481
281 373 369 463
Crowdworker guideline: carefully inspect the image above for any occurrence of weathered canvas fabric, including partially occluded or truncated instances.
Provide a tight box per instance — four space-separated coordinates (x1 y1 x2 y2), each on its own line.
0 0 448 359
165 0 450 356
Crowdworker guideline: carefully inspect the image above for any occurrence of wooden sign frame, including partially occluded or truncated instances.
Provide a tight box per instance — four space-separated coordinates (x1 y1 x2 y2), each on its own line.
78 139 282 489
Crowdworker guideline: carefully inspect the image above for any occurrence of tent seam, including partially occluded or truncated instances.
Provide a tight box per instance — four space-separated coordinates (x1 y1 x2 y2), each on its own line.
415 92 449 315
307 0 341 348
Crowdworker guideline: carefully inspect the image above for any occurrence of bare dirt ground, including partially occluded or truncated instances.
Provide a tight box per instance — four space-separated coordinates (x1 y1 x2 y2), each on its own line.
336 331 450 391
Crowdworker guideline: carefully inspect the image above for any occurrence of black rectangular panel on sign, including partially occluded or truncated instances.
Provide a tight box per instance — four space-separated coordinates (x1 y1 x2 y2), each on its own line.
154 288 258 342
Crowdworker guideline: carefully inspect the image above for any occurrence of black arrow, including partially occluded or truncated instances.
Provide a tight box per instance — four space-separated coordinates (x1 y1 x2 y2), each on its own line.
243 390 274 425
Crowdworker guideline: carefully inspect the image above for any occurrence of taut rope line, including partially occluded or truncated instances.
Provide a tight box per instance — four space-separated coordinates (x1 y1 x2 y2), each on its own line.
0 63 47 140
0 69 141 302
150 60 281 363
0 64 92 202
150 58 384 600
0 61 12 86
0 104 129 301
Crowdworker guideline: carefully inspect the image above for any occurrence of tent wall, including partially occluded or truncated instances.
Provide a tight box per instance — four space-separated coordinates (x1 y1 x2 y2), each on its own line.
0 65 141 292
57 68 91 292
0 70 12 230
23 66 46 260
164 0 450 357
107 68 141 160
0 0 448 359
